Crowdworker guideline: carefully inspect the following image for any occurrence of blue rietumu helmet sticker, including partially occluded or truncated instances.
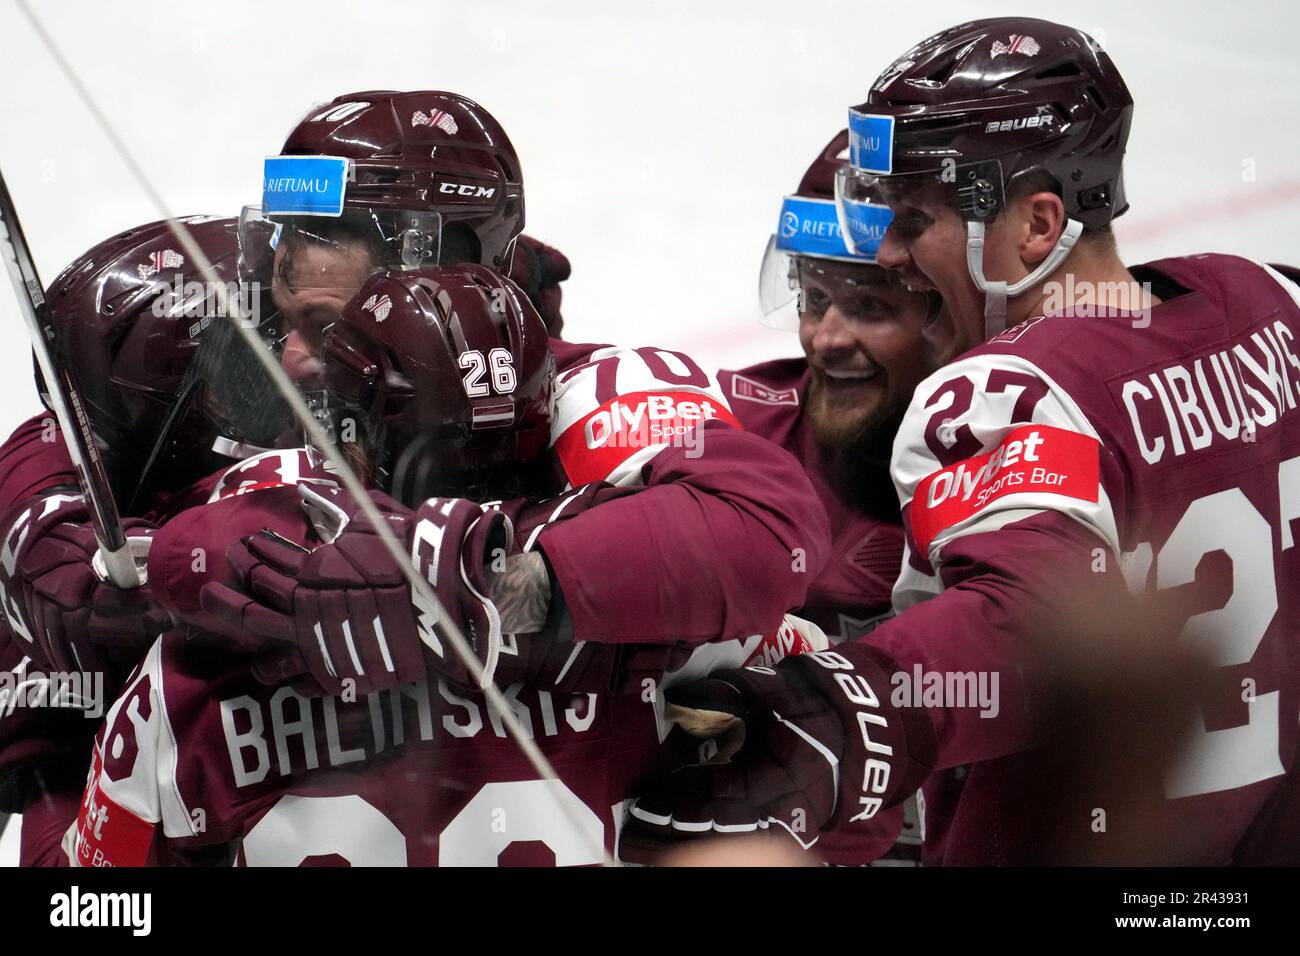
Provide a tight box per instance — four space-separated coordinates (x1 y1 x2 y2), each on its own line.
847 112 895 175
776 195 890 262
262 156 350 217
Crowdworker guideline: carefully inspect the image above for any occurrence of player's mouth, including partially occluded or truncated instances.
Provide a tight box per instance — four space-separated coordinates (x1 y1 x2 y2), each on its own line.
895 267 938 296
817 364 884 399
923 290 945 324
823 367 880 381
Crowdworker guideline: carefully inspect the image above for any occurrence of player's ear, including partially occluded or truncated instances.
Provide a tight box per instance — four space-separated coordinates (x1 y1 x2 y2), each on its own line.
1020 191 1067 267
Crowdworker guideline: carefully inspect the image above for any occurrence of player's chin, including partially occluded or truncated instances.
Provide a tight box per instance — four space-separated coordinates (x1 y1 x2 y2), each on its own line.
808 381 885 447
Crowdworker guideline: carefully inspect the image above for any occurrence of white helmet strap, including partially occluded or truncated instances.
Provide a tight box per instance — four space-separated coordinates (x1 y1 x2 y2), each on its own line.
965 218 1085 340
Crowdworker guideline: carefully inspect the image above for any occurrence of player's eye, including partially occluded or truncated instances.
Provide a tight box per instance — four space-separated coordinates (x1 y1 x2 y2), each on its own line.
801 288 832 315
888 208 933 242
843 295 891 320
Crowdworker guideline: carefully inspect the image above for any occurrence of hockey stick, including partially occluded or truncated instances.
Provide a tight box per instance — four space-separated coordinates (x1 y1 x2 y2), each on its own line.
12 2 613 865
0 170 142 589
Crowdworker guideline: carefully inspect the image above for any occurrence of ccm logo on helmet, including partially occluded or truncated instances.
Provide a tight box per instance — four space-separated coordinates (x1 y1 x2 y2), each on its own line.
439 182 496 199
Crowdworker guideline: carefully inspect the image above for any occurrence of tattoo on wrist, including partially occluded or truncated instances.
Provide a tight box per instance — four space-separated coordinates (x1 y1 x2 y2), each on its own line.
488 551 550 633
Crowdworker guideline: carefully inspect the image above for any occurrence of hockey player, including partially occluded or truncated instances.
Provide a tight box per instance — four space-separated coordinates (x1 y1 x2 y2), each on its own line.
737 131 945 645
195 88 832 680
7 86 828 863
621 17 1300 865
0 211 564 863
718 131 944 862
0 90 566 861
0 203 569 696
241 90 527 388
64 266 829 866
0 216 253 864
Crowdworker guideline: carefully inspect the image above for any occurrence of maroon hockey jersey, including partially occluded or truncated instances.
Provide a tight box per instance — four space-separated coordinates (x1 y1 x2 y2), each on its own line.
0 414 101 822
719 359 918 864
10 337 832 865
64 461 825 866
60 338 833 867
861 254 1300 864
543 342 830 645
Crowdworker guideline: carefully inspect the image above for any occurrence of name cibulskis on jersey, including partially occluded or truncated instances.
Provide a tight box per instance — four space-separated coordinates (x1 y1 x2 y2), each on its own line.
1119 315 1299 463
49 887 151 936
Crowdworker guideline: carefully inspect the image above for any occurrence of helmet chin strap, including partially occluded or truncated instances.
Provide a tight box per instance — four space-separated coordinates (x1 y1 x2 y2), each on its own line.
211 435 276 460
965 219 1084 339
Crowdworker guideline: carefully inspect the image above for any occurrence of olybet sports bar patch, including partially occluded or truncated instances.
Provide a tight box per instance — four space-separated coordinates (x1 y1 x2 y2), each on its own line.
910 424 1100 554
73 747 155 867
262 155 349 217
848 111 894 175
554 390 741 486
742 618 819 669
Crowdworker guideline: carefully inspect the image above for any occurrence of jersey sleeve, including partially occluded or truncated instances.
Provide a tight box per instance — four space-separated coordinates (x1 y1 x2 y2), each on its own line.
549 344 743 487
0 622 101 814
19 783 82 866
537 343 831 645
0 414 77 508
147 450 333 623
890 351 1129 611
65 640 196 867
820 350 1142 776
538 419 831 644
0 417 112 817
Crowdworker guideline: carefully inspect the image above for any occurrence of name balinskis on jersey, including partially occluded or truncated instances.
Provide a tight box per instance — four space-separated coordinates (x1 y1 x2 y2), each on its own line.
1118 316 1300 464
220 678 598 787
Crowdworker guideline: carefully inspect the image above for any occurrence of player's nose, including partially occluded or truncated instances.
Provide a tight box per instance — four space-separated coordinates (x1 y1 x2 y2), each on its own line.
876 226 912 271
812 304 857 356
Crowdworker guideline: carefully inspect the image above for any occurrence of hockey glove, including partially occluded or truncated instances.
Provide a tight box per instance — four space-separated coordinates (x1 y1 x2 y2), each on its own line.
618 646 935 864
200 484 511 695
0 492 168 679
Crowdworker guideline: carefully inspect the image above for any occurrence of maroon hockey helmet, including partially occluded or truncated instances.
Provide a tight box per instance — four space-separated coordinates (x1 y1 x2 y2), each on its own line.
847 18 1132 227
242 91 524 294
759 129 898 328
320 264 554 506
837 18 1134 333
284 91 523 269
797 129 851 202
41 216 292 506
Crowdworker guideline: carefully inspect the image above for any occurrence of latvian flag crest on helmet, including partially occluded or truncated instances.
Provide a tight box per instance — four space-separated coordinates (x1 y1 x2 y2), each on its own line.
138 248 184 280
411 109 459 135
991 34 1040 57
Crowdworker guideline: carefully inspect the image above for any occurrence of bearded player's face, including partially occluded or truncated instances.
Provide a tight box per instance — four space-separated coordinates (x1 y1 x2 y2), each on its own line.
796 257 943 449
